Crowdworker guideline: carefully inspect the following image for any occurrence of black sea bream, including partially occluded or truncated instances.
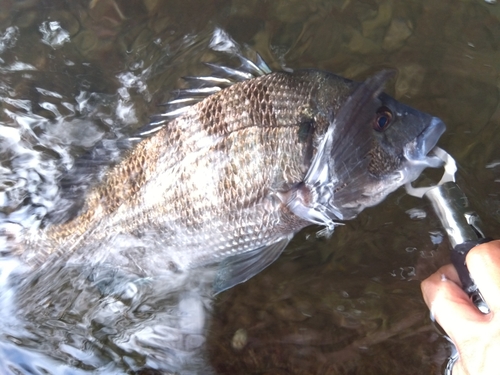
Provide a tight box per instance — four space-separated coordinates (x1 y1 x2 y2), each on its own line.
19 52 445 293
0 30 449 373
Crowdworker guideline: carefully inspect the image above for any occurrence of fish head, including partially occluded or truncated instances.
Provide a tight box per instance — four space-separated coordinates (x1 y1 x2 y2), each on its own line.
331 89 446 220
368 92 446 187
295 71 446 224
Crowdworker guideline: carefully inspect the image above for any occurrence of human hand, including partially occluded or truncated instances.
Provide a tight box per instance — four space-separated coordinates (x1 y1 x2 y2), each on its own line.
421 240 500 375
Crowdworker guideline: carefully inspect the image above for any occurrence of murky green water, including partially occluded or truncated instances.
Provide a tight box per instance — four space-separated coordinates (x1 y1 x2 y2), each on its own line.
0 0 499 374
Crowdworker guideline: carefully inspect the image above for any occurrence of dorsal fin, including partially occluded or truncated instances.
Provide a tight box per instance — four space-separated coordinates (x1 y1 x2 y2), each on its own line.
140 52 272 138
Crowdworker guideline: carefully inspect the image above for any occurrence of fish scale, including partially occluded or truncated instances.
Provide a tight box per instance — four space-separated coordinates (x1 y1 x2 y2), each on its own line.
19 60 445 293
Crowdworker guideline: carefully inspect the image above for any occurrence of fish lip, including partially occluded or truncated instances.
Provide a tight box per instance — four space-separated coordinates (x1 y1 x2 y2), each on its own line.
409 117 446 160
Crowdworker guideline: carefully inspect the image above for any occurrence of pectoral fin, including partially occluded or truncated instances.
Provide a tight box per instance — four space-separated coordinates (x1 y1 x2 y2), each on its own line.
213 235 292 294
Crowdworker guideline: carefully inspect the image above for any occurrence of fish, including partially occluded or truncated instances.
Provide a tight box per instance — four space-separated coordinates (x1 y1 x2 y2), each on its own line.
17 52 445 293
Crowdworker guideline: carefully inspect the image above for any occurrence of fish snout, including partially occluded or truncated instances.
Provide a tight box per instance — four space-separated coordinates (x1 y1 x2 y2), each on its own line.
409 116 446 161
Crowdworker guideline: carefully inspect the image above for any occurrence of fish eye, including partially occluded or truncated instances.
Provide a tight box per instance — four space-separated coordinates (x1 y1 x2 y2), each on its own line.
373 106 393 132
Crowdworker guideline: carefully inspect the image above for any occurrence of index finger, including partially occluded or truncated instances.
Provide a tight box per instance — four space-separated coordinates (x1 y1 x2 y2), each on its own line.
466 240 500 313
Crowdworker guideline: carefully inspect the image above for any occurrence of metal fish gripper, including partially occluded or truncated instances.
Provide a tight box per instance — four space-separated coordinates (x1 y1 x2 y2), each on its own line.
405 147 491 313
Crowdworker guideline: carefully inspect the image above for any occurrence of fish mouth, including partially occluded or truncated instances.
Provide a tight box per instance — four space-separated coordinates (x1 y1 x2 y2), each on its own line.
408 117 446 161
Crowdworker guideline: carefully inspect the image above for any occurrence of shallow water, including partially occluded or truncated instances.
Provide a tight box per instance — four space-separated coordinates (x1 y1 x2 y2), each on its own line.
0 0 499 374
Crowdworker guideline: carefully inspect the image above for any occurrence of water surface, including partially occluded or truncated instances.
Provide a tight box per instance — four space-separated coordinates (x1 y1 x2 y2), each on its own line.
0 0 499 374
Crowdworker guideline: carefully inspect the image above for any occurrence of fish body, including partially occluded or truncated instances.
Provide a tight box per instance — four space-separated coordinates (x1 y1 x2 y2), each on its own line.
21 58 445 292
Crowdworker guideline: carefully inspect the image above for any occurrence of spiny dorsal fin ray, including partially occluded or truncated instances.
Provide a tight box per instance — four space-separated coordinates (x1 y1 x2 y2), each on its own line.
203 63 254 81
236 53 272 76
254 53 273 74
181 75 233 88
